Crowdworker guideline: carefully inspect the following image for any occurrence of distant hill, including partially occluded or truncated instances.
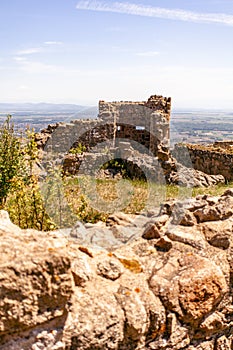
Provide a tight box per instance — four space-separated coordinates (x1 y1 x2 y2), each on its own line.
0 103 96 113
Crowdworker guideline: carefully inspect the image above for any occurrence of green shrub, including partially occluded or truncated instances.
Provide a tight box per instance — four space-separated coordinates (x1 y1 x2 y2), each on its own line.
0 115 24 206
6 176 56 230
0 116 56 230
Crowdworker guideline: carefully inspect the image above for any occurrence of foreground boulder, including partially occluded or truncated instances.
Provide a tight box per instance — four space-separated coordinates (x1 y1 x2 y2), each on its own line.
1 190 233 349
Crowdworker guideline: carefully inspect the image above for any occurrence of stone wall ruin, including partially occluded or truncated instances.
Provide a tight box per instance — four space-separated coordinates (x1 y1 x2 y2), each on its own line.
98 95 171 153
173 143 233 181
38 95 171 156
36 95 226 187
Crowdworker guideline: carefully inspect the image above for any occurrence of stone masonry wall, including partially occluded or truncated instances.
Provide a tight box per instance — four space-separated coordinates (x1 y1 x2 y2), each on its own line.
173 143 233 181
37 95 171 155
72 122 115 150
99 95 171 149
213 140 233 151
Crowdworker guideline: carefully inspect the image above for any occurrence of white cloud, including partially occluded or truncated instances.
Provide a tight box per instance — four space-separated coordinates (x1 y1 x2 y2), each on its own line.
76 1 233 26
15 42 62 61
18 85 30 90
136 51 159 57
13 42 65 73
15 58 59 73
17 47 43 55
13 56 27 61
14 57 83 75
44 41 63 45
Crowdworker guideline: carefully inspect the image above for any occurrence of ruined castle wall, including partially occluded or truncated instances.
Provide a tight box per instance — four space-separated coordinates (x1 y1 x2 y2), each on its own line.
72 122 114 150
116 125 152 152
173 144 233 181
99 102 152 128
213 140 233 150
42 119 104 153
40 95 171 155
99 95 171 149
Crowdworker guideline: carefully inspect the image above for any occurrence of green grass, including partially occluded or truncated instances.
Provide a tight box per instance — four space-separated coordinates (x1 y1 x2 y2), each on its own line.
191 182 233 197
63 176 233 223
6 174 232 229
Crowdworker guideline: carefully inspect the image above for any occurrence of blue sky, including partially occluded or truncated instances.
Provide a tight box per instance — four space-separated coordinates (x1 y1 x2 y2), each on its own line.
0 0 233 108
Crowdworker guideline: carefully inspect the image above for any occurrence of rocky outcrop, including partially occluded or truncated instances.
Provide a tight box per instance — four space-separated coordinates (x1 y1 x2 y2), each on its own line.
1 190 233 349
168 164 225 187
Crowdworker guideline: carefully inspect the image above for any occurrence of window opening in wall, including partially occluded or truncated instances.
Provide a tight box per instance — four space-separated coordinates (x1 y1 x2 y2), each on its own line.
136 126 145 130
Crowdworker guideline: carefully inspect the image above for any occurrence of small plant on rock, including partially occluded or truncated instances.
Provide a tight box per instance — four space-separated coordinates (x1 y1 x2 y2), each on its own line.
69 143 86 155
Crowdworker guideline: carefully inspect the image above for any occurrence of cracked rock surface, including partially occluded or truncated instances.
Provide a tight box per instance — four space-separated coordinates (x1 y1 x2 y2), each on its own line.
1 190 233 349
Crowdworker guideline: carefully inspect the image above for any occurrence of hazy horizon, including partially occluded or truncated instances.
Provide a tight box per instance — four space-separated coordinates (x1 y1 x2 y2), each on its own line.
0 101 233 113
